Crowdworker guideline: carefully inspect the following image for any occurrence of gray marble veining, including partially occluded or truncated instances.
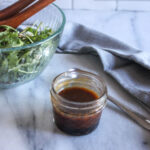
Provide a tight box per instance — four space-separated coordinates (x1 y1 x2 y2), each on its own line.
0 10 150 150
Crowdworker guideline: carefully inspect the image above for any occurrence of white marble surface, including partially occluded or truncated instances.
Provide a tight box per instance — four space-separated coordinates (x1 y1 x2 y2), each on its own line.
0 10 150 150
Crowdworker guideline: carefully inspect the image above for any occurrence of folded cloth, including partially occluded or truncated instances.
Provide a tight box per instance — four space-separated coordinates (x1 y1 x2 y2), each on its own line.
58 22 150 108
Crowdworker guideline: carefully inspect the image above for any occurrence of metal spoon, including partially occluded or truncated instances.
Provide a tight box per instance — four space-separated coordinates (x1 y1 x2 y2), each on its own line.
108 95 150 131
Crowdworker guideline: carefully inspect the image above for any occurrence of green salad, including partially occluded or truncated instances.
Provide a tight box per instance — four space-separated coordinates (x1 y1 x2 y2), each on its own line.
0 23 52 48
0 24 55 86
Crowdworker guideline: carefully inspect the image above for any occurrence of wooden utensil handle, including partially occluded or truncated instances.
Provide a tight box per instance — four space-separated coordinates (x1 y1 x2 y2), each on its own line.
0 0 55 28
0 0 35 20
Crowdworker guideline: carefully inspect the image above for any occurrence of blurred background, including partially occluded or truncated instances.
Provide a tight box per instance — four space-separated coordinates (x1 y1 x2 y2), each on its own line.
1 0 150 11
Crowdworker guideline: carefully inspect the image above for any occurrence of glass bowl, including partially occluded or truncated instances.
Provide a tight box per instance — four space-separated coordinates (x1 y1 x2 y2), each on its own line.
0 4 66 88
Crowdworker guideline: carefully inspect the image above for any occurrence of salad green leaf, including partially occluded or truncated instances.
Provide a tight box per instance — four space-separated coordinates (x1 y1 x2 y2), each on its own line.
0 24 56 87
0 23 52 48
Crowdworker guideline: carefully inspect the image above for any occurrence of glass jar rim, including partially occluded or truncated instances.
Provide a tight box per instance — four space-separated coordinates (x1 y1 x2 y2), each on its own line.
51 68 107 107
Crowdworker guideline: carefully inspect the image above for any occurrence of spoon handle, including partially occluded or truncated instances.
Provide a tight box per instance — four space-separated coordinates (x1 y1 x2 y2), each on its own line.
0 0 55 28
0 0 35 20
108 95 150 130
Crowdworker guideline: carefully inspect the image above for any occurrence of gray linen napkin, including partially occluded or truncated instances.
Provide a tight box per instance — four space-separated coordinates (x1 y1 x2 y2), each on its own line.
58 22 150 108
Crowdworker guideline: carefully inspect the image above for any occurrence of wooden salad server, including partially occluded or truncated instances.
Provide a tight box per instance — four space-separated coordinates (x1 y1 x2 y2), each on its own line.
0 0 55 28
0 0 35 20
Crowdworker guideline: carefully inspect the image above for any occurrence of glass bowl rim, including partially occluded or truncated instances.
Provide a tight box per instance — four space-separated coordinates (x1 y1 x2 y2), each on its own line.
51 68 107 107
0 3 66 52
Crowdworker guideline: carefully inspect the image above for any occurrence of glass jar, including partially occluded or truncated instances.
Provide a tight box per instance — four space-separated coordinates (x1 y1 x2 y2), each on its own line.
50 68 107 135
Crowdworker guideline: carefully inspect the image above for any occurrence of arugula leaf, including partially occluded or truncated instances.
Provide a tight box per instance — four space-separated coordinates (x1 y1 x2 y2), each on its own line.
0 24 53 48
0 24 53 85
